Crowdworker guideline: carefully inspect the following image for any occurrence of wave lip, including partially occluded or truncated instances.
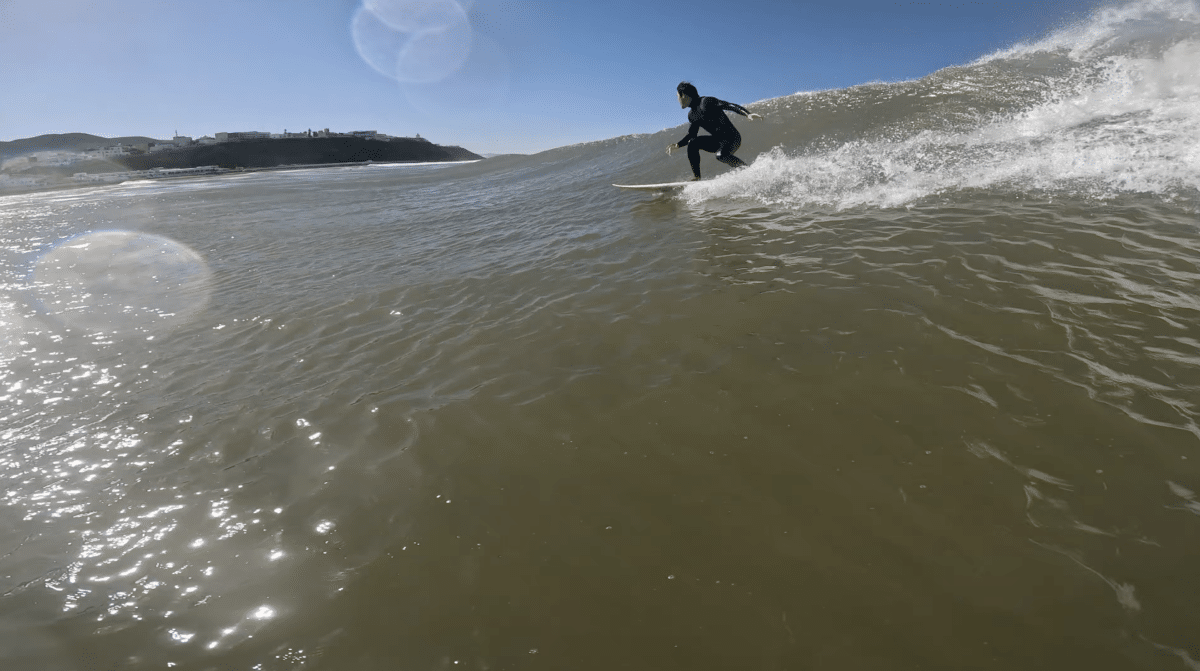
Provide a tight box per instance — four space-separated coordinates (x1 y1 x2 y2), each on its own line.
976 0 1200 63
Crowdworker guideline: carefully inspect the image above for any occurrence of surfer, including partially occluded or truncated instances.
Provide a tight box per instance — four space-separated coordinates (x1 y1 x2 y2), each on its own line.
666 82 762 180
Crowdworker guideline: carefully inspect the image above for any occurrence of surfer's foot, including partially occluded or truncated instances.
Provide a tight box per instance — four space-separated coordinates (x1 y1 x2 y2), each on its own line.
689 176 701 181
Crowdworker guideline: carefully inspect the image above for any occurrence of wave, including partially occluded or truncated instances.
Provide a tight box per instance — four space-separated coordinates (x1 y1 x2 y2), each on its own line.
680 0 1200 209
489 0 1200 211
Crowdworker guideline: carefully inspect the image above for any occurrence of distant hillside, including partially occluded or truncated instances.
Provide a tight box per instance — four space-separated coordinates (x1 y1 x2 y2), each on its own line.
115 137 481 170
0 133 163 159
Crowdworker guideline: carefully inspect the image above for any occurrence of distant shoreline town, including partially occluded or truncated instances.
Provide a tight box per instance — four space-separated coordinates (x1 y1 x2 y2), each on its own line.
91 127 431 158
0 128 481 194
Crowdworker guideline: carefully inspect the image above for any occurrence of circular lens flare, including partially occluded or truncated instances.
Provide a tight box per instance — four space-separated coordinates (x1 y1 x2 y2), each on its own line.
352 0 473 84
364 0 463 33
352 6 409 80
402 31 510 113
396 18 472 84
31 231 212 335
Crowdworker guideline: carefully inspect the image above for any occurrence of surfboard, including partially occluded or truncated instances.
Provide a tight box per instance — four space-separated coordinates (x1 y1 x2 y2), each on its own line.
612 181 694 191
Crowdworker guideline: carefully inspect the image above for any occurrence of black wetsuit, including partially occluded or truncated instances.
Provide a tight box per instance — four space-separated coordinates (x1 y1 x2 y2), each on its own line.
675 96 751 178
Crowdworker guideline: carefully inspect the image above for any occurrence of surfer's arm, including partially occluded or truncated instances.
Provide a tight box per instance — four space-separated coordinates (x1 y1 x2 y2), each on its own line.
720 100 762 121
668 122 699 153
677 122 699 147
719 100 750 116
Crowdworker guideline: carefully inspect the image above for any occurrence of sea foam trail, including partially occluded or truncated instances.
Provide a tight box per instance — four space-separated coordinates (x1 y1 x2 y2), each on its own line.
684 0 1200 210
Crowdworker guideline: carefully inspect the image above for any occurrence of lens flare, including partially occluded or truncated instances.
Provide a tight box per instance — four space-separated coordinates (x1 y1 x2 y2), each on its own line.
31 231 212 336
352 6 409 80
402 31 510 113
364 0 463 33
351 0 472 84
396 16 472 84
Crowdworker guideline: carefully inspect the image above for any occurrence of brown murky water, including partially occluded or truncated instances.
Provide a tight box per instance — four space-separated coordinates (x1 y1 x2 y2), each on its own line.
2 160 1197 670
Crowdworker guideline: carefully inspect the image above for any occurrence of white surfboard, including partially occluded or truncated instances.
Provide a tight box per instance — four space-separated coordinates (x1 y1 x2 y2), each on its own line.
612 181 694 191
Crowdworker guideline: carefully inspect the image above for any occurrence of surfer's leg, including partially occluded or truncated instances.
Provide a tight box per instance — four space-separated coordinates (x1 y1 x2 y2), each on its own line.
687 135 722 179
716 152 747 169
715 134 746 169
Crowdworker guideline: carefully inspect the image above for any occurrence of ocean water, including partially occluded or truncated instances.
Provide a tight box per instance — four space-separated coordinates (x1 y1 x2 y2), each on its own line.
3 1 1200 669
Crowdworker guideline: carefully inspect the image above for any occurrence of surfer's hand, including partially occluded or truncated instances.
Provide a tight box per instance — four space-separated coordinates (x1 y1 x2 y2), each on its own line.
747 113 762 121
666 143 676 155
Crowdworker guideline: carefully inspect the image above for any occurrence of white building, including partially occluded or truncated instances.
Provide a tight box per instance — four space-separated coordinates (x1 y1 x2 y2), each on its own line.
73 172 111 183
87 145 129 159
20 151 83 167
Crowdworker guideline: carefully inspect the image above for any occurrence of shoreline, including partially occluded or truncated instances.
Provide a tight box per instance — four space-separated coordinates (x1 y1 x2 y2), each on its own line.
0 158 482 198
238 158 481 173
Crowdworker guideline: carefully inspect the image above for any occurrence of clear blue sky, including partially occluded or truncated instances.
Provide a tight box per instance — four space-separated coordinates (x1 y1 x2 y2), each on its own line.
1 0 1098 154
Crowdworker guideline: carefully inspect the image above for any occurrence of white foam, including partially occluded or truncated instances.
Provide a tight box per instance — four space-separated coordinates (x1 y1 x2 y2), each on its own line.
977 0 1200 63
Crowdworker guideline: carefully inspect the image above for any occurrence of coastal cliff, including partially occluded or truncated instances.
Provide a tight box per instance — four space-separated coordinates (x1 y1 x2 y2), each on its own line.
116 137 481 170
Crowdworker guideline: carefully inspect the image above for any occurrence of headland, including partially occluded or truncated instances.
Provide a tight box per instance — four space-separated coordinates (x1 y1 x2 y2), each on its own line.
0 130 482 195
115 136 481 171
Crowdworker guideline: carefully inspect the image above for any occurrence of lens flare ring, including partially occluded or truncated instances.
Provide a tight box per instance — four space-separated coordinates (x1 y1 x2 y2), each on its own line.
30 230 213 336
352 0 473 85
